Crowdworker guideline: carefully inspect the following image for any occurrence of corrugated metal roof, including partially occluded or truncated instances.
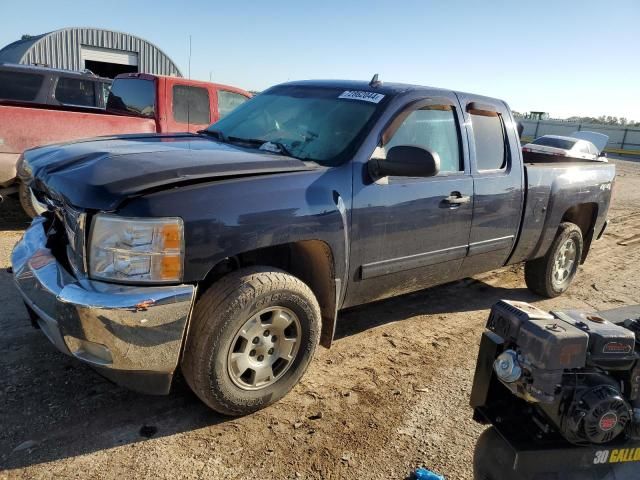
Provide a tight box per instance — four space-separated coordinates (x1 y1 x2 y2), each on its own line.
0 27 182 77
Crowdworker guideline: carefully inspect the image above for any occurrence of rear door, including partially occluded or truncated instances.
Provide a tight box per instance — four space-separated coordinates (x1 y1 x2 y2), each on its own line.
166 81 213 133
345 94 474 307
455 95 524 277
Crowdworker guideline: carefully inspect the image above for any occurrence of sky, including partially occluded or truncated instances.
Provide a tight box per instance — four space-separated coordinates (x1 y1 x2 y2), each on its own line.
1 0 638 121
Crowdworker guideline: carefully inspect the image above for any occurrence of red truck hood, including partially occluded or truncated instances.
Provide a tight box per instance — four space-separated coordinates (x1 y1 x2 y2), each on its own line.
24 133 318 210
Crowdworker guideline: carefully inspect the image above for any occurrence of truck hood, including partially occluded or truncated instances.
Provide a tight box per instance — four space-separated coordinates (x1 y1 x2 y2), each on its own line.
24 133 318 210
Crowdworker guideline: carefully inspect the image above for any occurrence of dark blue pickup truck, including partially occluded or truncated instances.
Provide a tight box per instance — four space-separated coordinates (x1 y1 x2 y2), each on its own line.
13 79 615 415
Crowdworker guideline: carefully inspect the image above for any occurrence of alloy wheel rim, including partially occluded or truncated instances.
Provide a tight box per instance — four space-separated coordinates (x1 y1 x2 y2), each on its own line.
227 307 301 391
552 238 577 287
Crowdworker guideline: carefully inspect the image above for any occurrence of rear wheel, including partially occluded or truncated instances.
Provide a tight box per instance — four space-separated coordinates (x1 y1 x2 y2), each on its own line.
181 267 321 416
524 222 583 298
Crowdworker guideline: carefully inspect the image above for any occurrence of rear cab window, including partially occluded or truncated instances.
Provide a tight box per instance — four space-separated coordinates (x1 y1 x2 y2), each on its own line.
107 78 156 118
0 70 44 102
172 85 210 124
468 103 508 171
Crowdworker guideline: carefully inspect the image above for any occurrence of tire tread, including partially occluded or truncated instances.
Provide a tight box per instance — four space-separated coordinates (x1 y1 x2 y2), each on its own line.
524 222 583 298
182 266 320 415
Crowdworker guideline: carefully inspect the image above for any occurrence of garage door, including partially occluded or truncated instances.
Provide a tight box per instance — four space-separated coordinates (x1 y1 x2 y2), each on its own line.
81 45 138 67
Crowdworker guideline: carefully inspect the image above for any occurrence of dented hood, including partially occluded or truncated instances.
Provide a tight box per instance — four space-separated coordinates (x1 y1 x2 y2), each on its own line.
24 133 317 210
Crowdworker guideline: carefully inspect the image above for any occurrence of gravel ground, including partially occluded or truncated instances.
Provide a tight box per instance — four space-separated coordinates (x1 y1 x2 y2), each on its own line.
1 159 639 480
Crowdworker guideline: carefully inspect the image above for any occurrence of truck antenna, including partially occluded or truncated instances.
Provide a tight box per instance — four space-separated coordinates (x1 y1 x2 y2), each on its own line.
369 73 382 88
188 35 192 80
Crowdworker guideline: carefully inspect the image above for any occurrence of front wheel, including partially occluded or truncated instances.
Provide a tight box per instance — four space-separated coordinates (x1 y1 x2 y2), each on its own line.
181 267 321 416
524 222 583 298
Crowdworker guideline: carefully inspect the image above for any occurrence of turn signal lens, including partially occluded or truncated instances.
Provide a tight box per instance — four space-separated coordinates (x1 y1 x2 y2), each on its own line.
160 255 182 281
161 223 182 250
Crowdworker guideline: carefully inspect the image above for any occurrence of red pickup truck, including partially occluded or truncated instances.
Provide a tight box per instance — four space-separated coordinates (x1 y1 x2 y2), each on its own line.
0 66 251 210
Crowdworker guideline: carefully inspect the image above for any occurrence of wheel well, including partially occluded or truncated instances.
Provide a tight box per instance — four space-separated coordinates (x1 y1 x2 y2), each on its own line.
200 241 337 348
561 203 598 263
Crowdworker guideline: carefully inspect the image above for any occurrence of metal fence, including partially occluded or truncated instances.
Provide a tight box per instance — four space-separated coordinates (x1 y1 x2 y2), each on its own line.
519 119 640 155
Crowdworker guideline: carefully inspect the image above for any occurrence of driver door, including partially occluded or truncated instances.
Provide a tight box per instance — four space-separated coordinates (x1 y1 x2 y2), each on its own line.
345 95 473 308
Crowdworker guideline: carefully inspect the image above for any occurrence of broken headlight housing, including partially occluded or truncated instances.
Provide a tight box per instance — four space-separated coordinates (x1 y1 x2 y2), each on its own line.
88 214 184 283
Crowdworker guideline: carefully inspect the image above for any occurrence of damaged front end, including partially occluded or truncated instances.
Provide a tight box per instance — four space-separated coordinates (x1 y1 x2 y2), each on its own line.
12 212 196 394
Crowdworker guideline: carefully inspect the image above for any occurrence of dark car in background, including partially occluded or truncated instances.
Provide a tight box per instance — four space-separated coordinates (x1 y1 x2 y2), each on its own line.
0 63 112 109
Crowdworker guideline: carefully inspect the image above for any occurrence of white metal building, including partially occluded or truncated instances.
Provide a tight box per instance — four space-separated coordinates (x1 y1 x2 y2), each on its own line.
0 27 182 78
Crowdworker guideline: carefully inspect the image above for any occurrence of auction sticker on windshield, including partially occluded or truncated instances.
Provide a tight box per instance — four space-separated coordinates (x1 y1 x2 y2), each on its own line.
338 91 385 103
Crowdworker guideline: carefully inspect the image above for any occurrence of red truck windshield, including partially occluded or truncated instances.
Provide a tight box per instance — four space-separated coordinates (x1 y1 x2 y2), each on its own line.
107 78 156 118
208 86 386 166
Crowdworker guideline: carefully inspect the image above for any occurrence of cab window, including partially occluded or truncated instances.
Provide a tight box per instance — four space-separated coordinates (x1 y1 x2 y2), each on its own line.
173 85 210 124
385 106 462 173
470 111 507 170
218 90 249 118
55 77 97 107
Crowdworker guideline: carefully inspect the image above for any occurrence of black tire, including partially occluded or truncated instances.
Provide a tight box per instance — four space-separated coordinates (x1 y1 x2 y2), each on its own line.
525 222 583 298
18 182 37 218
181 266 321 416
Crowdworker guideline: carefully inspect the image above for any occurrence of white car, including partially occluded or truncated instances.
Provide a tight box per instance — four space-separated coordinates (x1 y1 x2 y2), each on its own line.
523 131 609 162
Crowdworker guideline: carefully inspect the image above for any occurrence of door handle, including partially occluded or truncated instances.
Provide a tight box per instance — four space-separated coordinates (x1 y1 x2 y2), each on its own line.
444 192 471 206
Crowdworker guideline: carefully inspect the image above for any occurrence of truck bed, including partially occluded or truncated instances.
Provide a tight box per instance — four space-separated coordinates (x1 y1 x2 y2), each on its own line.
0 104 156 186
509 161 616 265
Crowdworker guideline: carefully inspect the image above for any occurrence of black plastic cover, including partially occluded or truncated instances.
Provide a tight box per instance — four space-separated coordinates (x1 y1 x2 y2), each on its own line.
554 311 636 369
517 319 589 370
486 300 555 342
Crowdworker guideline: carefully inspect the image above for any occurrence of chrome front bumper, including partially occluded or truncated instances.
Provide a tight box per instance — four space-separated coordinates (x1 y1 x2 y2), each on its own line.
11 217 196 394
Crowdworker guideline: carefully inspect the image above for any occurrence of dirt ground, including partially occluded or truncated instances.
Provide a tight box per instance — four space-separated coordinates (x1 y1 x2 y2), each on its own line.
1 159 639 480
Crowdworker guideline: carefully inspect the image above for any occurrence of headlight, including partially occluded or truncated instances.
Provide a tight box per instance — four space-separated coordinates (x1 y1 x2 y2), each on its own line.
89 214 184 283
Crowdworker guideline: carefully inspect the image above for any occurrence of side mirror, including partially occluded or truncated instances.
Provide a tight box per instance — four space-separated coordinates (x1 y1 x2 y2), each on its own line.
369 145 441 178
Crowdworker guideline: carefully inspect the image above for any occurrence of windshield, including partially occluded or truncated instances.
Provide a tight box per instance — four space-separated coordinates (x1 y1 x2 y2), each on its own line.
207 86 385 166
532 137 576 150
